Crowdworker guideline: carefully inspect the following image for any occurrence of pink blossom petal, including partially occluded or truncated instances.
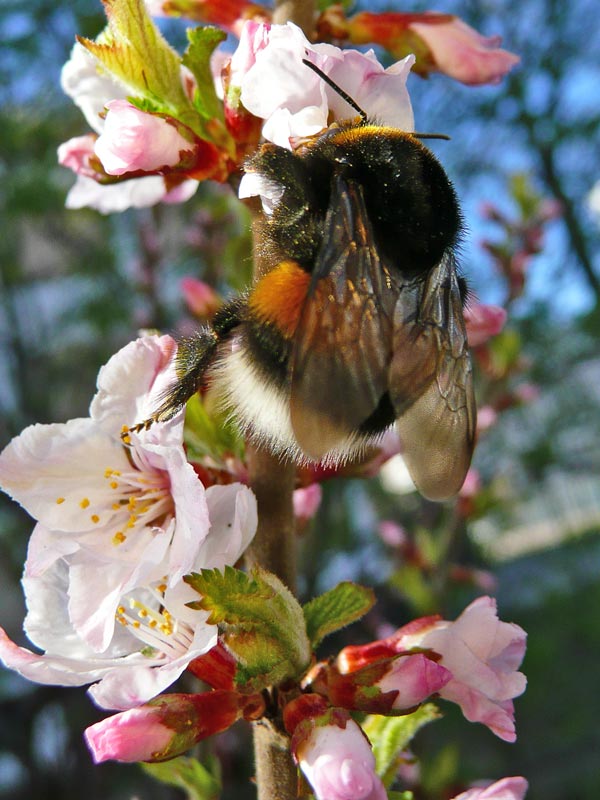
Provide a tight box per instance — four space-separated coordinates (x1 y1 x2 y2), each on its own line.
57 134 98 177
60 43 127 133
0 419 131 533
64 174 178 213
452 776 528 800
410 16 520 86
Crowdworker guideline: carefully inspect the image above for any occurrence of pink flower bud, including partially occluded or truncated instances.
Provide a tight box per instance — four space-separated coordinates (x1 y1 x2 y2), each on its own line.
513 383 540 404
378 520 407 548
409 15 520 85
476 405 498 433
95 100 194 176
463 303 507 347
375 653 451 711
85 691 244 763
296 716 387 800
180 277 221 318
293 483 322 524
452 776 528 800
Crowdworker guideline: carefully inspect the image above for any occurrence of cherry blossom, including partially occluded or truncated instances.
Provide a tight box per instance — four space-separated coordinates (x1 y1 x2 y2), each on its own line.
338 596 526 742
58 43 199 210
236 21 415 150
0 335 257 709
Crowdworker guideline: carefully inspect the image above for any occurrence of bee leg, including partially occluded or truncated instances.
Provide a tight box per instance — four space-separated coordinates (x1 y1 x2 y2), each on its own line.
121 297 246 441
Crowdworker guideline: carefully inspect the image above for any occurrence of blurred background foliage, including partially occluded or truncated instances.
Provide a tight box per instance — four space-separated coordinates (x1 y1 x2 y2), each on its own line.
0 0 599 798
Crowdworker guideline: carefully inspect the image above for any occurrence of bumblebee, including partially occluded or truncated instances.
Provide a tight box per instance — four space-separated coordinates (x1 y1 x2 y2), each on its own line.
137 62 476 501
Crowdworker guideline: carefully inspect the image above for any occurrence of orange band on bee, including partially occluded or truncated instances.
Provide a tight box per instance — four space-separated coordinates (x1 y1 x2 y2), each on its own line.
249 260 311 338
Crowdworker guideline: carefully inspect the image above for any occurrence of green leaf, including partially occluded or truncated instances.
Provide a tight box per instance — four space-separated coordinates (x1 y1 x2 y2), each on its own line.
183 27 227 121
183 393 244 463
79 0 197 128
388 793 414 800
185 566 311 691
141 755 221 800
362 704 441 787
388 564 437 616
303 582 375 648
317 0 353 10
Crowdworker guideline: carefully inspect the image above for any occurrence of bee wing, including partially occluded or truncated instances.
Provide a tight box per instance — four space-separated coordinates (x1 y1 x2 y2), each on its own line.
390 251 476 500
289 175 400 458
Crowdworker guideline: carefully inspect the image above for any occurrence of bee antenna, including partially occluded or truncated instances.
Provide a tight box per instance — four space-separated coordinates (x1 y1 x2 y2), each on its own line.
413 132 451 141
302 58 368 123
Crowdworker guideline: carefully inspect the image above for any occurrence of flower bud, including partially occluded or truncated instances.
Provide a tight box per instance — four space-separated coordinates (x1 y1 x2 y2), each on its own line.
95 101 195 176
288 704 386 800
321 652 450 714
463 304 507 348
180 277 222 319
85 691 244 763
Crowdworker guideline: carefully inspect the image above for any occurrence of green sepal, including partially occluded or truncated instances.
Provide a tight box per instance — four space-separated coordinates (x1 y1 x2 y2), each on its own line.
183 27 227 121
141 755 221 800
302 582 375 649
185 566 311 692
362 703 441 787
79 0 201 134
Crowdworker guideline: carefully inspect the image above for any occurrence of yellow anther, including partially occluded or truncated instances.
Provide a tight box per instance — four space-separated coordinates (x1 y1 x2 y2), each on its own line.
132 621 141 629
104 469 113 478
80 498 90 509
91 514 100 524
112 503 121 511
56 497 66 504
110 481 118 489
117 606 126 615
157 584 167 594
149 620 157 629
112 531 126 545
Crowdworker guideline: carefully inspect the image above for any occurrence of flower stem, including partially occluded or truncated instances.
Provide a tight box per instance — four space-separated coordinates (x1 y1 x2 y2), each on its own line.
244 4 314 797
